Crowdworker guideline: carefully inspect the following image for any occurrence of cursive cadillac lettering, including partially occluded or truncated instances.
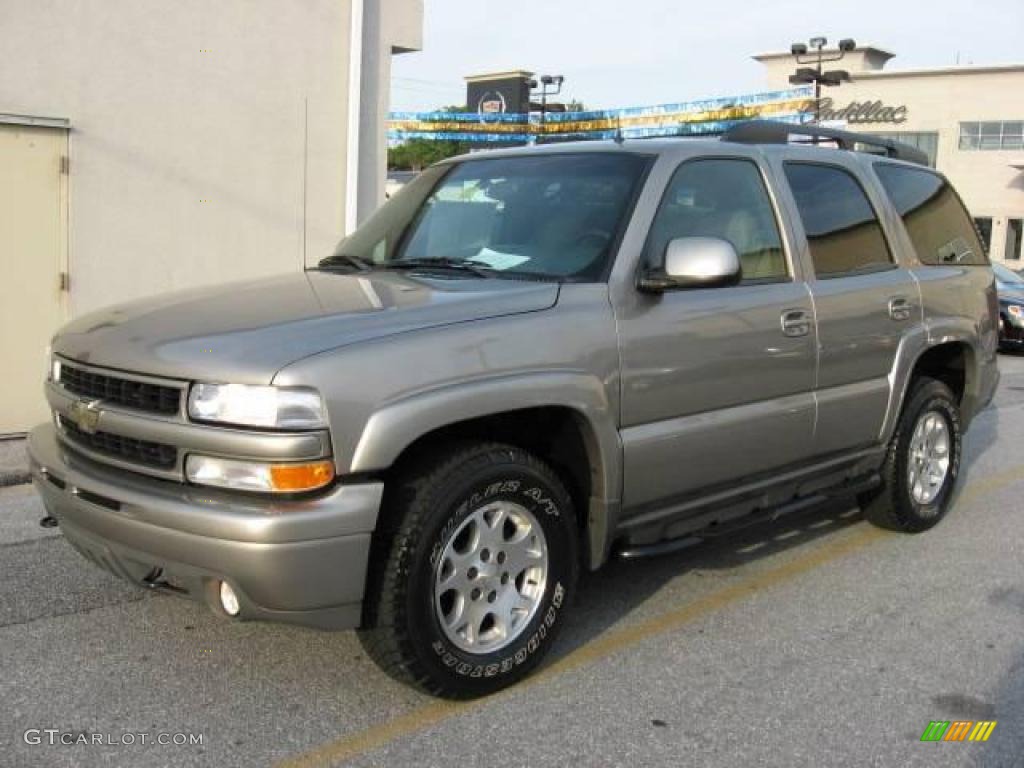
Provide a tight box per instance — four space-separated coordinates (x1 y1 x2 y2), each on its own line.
808 97 908 124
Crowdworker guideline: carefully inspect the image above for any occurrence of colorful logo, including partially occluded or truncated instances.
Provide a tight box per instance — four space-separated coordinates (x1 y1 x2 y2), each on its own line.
920 721 997 742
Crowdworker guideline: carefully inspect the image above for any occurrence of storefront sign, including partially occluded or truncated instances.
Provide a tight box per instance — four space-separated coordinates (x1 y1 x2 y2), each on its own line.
811 97 908 124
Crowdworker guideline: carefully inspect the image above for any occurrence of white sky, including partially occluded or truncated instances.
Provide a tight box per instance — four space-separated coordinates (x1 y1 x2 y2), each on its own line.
390 0 1024 112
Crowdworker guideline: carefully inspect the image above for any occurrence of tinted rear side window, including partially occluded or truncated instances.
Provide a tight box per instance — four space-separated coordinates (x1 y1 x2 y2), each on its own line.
783 163 893 278
873 164 988 266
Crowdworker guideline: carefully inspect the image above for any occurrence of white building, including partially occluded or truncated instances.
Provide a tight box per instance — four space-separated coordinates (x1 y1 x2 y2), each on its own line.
755 45 1024 264
0 0 422 434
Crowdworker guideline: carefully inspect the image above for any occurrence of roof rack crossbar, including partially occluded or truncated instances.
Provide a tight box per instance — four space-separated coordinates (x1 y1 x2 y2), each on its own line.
721 120 929 166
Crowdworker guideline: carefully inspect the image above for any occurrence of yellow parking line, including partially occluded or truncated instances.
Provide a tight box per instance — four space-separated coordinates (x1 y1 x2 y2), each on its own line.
276 466 1024 768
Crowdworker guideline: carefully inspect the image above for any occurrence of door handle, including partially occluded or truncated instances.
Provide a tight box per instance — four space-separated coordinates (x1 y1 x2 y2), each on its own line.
888 296 913 322
780 309 811 337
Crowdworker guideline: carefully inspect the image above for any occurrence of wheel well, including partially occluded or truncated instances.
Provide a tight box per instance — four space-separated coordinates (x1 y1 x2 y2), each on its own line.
911 342 969 404
385 407 597 559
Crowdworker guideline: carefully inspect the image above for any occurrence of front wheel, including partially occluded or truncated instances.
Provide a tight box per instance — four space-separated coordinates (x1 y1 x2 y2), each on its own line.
859 377 962 532
359 442 579 698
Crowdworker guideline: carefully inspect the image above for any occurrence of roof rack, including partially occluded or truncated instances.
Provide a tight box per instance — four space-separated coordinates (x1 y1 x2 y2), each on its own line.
721 120 929 166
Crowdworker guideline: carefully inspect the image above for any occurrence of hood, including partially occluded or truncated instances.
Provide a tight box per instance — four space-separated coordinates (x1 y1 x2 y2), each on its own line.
999 287 1024 304
54 271 560 384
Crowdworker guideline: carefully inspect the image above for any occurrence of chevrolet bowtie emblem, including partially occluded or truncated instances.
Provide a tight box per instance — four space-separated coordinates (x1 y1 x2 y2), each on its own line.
70 399 103 435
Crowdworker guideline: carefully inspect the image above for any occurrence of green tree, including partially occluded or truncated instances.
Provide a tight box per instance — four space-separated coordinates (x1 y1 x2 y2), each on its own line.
388 104 471 171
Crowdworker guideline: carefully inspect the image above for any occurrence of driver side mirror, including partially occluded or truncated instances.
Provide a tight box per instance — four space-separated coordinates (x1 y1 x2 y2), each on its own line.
638 237 742 293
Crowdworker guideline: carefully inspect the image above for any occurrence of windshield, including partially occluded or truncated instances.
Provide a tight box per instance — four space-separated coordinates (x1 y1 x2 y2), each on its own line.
327 153 650 281
993 262 1024 286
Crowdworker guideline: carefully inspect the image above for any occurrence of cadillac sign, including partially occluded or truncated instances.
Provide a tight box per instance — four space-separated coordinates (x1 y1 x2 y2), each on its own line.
809 97 908 124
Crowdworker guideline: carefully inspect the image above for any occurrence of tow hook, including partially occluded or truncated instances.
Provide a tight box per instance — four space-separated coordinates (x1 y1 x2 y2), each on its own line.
142 568 188 595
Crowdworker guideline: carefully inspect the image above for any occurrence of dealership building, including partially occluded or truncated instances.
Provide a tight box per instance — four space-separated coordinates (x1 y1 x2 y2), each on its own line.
755 45 1024 263
0 0 422 434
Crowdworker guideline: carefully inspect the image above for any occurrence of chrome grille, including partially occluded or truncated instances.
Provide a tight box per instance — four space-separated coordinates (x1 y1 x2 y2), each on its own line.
59 363 181 415
59 416 178 470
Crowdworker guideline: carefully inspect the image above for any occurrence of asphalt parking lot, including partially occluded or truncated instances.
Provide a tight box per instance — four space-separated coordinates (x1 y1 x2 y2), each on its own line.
3 356 1024 768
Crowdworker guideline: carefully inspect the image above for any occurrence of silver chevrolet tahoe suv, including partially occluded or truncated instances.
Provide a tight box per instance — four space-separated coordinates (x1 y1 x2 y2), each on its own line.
29 121 999 698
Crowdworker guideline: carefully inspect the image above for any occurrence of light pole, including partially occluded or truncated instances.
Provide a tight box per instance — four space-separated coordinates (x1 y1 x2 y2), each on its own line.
529 74 564 142
788 37 855 122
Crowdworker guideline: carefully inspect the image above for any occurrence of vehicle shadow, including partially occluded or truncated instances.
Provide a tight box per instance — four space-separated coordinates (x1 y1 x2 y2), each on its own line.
550 406 1002 665
975 638 1024 764
549 496 869 661
961 405 1000 477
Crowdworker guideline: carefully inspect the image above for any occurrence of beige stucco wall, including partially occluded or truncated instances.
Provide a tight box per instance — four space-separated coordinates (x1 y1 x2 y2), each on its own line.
755 50 1024 262
0 0 421 317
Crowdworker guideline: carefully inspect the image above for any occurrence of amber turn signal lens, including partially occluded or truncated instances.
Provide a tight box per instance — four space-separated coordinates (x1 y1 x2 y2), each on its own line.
269 460 335 492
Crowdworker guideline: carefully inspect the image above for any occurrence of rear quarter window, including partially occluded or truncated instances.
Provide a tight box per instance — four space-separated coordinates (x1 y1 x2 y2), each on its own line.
873 164 988 266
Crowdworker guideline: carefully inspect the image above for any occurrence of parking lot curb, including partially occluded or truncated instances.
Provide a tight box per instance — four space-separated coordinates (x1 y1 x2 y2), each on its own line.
0 470 31 488
0 438 29 488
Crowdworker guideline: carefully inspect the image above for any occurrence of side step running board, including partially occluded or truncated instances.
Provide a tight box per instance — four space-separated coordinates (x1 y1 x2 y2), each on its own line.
617 472 880 560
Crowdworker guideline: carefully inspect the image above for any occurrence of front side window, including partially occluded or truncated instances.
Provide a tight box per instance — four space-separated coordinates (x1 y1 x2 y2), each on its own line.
644 158 788 283
329 153 650 281
783 163 893 278
873 164 988 266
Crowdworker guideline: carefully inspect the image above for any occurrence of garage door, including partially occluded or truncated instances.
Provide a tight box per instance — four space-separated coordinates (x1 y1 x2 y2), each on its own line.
0 121 67 435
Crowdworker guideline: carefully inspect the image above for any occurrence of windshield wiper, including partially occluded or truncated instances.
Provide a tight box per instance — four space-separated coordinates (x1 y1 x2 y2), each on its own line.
317 253 373 272
384 257 494 278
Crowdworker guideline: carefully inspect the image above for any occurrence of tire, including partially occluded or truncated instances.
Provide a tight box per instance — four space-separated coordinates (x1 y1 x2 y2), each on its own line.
358 441 579 699
859 377 962 532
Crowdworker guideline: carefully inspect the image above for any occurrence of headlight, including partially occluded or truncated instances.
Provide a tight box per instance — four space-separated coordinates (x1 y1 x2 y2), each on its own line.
46 346 61 383
1008 305 1023 317
185 455 335 493
187 383 326 429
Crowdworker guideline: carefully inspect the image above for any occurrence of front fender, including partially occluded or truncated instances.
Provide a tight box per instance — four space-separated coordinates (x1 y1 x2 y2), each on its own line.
349 371 623 568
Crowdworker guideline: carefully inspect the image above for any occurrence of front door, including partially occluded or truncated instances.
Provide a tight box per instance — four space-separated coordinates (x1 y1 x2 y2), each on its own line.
0 122 67 434
616 156 817 515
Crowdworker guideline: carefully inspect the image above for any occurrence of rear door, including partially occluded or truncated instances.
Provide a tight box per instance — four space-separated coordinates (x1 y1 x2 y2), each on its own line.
769 153 919 455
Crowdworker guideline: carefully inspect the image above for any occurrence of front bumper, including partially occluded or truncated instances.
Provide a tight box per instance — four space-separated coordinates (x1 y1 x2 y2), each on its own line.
28 424 383 630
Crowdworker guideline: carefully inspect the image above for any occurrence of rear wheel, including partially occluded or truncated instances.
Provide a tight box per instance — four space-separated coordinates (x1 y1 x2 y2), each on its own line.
859 377 962 532
359 442 578 698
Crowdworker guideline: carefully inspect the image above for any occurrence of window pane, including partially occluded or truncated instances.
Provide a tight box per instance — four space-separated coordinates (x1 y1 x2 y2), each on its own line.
874 164 988 266
1009 220 1023 261
974 217 992 254
959 123 979 151
862 132 938 166
918 133 939 166
645 158 787 282
979 122 1002 150
783 163 892 277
